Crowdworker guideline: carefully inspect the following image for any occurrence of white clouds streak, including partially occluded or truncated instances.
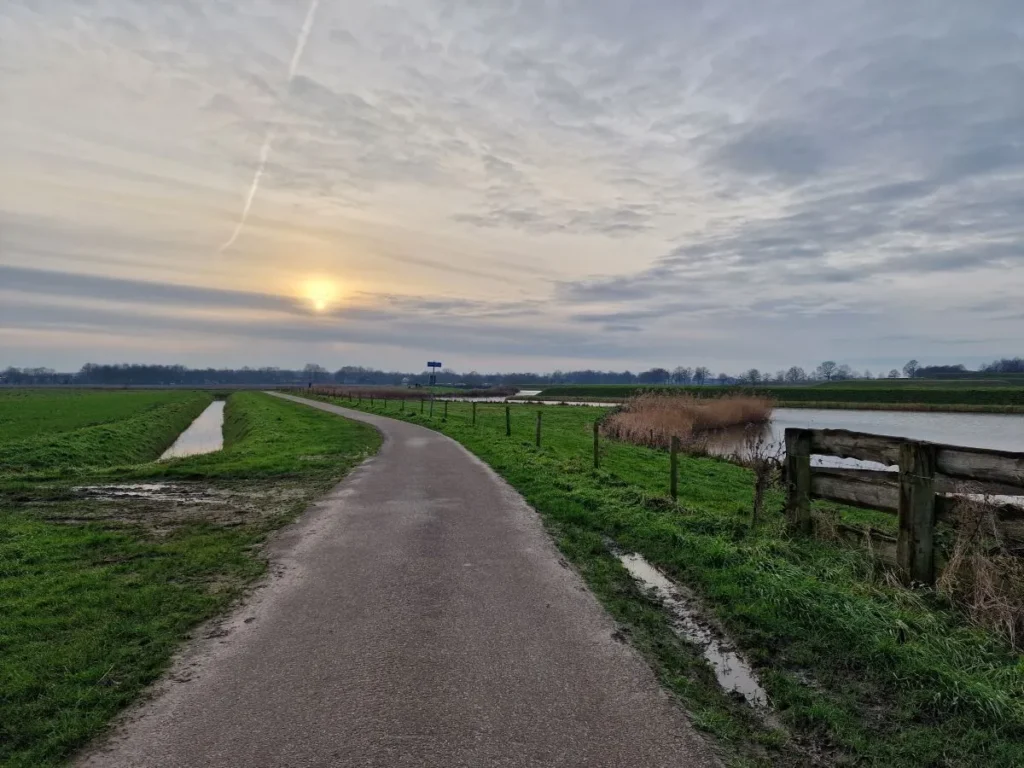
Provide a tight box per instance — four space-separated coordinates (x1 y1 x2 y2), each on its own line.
218 0 321 253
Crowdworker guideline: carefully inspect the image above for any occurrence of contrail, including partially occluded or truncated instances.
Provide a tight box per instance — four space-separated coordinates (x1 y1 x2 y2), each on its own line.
219 0 321 252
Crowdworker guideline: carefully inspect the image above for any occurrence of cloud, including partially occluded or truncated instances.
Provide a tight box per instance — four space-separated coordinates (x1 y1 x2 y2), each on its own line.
2 0 1024 372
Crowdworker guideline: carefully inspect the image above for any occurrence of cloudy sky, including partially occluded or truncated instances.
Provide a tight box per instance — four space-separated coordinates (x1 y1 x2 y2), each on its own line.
2 0 1022 374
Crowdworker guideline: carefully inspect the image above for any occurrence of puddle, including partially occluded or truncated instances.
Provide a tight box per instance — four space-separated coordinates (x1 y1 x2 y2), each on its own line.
160 401 226 460
618 552 769 709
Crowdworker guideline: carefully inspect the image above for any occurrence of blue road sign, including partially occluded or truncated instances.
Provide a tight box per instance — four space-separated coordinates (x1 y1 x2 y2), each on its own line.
427 361 442 368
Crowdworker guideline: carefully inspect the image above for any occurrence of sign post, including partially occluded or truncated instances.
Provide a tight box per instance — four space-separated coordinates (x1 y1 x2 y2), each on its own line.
426 361 442 386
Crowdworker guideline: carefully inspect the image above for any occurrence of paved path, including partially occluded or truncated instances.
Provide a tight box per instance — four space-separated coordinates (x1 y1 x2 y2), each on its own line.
80 394 717 768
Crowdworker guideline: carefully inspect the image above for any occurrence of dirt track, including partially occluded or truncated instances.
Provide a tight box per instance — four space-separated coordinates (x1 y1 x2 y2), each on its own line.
78 393 717 768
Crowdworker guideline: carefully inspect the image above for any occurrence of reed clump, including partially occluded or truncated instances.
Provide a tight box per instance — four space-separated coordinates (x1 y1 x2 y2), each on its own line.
600 393 773 450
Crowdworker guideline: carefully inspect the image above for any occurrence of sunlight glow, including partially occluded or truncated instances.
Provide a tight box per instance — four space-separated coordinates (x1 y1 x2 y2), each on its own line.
304 278 338 312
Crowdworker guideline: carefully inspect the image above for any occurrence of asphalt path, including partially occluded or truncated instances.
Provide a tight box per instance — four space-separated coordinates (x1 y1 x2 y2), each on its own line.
79 393 717 768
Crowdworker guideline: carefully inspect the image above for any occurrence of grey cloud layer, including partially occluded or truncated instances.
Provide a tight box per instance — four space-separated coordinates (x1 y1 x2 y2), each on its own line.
1 0 1023 370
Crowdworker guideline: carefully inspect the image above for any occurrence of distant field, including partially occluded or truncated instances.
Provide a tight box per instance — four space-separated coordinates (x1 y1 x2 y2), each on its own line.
0 389 206 442
532 382 1024 409
0 390 213 475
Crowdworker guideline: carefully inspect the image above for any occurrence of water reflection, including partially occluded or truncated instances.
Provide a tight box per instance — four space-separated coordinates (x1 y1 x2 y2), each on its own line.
160 401 226 460
706 408 1024 468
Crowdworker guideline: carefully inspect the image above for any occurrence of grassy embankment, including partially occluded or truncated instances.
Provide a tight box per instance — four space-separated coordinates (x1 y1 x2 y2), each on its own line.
0 390 379 767
524 382 1024 412
311 394 1024 767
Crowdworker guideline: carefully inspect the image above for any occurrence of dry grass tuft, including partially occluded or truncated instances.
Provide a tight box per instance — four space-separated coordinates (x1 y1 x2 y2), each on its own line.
600 393 773 450
937 490 1024 649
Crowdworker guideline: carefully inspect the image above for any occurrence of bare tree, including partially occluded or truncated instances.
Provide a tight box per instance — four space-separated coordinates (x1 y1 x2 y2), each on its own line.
693 366 710 386
888 368 901 379
785 366 807 383
903 359 920 379
815 360 838 381
672 366 693 385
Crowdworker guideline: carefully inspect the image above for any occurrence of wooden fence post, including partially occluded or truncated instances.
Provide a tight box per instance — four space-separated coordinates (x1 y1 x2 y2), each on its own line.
429 398 434 418
785 428 813 535
472 401 477 426
535 411 542 447
897 440 937 584
420 398 424 414
444 401 448 421
593 421 600 469
506 405 511 437
670 435 679 501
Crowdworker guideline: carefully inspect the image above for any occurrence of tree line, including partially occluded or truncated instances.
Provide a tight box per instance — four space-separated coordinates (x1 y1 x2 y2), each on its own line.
2 358 1021 387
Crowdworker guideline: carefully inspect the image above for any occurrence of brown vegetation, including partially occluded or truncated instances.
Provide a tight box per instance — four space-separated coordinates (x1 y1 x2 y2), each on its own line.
600 393 773 450
937 491 1024 649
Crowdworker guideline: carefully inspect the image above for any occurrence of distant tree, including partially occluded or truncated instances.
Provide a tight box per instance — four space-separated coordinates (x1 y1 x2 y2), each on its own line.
815 360 838 381
980 357 1024 373
672 366 693 385
863 370 874 379
888 369 901 379
774 370 786 383
903 359 920 379
784 366 807 383
742 368 762 385
693 366 710 386
835 364 853 380
916 364 968 378
717 372 730 385
638 368 671 385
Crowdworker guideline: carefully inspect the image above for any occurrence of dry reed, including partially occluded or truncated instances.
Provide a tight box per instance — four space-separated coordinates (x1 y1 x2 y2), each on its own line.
937 489 1024 649
600 393 773 450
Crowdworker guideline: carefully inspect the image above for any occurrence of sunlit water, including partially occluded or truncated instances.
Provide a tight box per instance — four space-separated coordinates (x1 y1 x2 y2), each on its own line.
160 401 225 460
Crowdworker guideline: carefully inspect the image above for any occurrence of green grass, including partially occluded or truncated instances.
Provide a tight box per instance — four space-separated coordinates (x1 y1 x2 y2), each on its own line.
0 390 208 442
0 391 380 767
532 383 1024 410
318 396 1024 767
0 390 213 476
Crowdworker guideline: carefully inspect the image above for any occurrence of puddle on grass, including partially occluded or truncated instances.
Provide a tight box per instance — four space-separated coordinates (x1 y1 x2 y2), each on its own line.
618 552 769 709
160 401 226 460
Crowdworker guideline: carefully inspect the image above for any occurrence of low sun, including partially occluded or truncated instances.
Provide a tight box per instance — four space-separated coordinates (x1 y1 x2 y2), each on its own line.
304 278 337 313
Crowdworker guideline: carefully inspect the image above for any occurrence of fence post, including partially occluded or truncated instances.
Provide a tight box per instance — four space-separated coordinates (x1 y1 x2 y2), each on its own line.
370 395 374 408
506 405 511 437
420 398 424 414
444 401 448 421
897 440 937 584
785 428 812 535
429 398 434 418
670 435 679 501
472 401 477 426
535 411 542 447
593 420 600 469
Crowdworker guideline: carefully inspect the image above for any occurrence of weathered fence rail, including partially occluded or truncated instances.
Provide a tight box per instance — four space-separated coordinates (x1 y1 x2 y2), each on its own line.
786 428 1024 584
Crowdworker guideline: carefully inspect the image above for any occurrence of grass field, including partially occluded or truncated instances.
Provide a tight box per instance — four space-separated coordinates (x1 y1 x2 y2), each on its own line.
0 391 379 767
530 383 1024 411
312 395 1024 767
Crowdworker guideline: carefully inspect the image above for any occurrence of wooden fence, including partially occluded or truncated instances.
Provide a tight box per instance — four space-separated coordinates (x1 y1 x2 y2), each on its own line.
785 428 1024 584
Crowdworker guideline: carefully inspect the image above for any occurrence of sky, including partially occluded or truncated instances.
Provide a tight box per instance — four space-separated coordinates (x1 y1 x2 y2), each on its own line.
1 0 1022 375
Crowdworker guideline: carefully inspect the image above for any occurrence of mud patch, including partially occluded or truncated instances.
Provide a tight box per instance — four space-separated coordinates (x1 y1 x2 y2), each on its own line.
26 482 316 534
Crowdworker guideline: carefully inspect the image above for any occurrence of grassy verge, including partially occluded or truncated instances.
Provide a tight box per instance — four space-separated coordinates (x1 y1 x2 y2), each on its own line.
313 396 1024 767
0 392 379 767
